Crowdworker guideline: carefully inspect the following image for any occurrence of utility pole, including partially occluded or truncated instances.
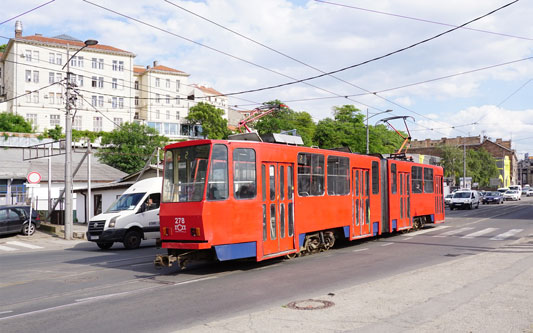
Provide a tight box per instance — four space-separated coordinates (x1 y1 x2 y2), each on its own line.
64 44 73 240
463 139 466 189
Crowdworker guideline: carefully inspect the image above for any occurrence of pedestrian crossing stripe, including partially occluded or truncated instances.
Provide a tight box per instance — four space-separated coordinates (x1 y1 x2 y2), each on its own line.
6 241 43 249
0 245 17 252
462 228 499 239
490 229 523 241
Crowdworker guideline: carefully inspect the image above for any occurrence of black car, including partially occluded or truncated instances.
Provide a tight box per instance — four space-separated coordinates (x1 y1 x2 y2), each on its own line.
482 191 504 205
0 205 41 236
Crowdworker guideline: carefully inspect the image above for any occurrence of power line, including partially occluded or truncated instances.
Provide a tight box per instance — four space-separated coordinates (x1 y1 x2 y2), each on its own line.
0 0 55 26
0 81 62 104
314 0 531 41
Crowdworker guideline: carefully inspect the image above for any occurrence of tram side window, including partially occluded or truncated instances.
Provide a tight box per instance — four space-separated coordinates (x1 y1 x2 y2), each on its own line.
297 153 324 196
327 156 349 195
233 148 256 199
412 166 423 194
371 161 379 195
207 144 228 201
391 163 397 194
424 168 434 193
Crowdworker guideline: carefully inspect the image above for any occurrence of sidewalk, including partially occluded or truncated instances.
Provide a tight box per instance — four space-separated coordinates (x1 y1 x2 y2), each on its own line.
39 221 88 240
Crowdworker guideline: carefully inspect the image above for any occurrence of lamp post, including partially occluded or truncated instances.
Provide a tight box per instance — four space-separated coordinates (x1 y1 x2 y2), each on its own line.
365 109 392 154
62 39 98 240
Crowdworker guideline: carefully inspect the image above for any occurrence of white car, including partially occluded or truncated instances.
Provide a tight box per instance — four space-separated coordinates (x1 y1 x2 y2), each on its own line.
503 190 520 201
527 189 533 197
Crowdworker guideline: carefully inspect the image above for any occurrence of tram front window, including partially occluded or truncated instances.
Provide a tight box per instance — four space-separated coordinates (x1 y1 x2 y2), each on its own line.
163 144 210 202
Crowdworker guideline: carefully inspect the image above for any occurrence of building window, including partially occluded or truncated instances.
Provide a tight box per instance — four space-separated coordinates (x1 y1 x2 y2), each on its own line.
25 50 32 62
118 61 124 71
119 79 124 90
176 95 180 105
98 96 104 107
32 91 39 103
92 58 97 69
56 53 62 65
25 91 31 103
166 79 170 88
26 114 37 125
166 95 170 104
118 97 124 109
78 75 83 87
50 114 60 126
176 111 180 120
112 78 117 89
49 52 55 64
73 116 82 130
98 58 104 69
25 70 31 82
156 93 160 103
155 78 160 87
166 110 170 120
176 80 180 91
112 97 117 109
114 118 123 128
77 56 83 67
156 110 160 119
112 60 118 71
56 93 63 105
49 72 55 84
134 96 139 106
98 77 104 88
48 92 55 104
93 117 102 132
33 71 39 83
91 76 97 88
33 51 39 62
134 80 139 90
92 95 97 107
56 72 62 83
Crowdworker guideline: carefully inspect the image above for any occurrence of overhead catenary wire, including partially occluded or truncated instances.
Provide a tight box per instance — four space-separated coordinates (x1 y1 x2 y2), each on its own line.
0 0 56 26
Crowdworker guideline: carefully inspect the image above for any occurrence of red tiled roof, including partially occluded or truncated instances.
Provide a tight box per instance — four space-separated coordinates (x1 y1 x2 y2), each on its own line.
152 65 185 74
194 84 223 96
133 66 146 74
0 51 3 58
19 35 133 55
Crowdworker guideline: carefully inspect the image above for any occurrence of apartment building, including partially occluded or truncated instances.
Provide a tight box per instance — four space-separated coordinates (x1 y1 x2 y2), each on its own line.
0 21 228 139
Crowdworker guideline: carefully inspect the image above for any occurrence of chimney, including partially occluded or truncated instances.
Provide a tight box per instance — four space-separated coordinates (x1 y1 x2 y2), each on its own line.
153 60 159 67
15 21 22 38
35 33 42 37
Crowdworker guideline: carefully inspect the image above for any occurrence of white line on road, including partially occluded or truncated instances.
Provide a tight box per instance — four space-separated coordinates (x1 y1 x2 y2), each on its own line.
173 276 218 286
0 245 17 252
433 227 474 237
462 228 499 239
490 229 523 241
0 311 13 315
380 243 394 247
353 248 369 252
402 237 413 241
402 225 450 236
6 241 43 249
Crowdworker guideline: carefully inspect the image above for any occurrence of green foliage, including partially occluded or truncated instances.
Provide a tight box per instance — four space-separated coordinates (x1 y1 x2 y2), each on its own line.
0 112 33 133
313 105 403 154
72 129 102 143
439 146 499 187
0 44 6 53
96 122 168 174
252 100 316 146
186 102 230 139
42 125 63 140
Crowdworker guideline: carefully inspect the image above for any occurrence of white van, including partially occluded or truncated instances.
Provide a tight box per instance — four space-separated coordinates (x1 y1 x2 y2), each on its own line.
508 185 522 198
86 177 162 249
449 190 481 210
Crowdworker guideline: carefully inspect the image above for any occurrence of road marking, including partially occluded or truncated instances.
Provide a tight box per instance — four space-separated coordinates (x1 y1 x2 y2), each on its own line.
402 237 413 241
433 227 474 237
353 248 369 252
173 276 218 286
490 229 523 241
0 311 13 315
6 241 43 249
462 228 499 239
402 225 450 236
380 243 394 247
0 245 18 252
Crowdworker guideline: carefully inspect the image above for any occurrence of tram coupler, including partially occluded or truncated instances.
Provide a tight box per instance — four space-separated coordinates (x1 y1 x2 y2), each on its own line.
154 254 178 269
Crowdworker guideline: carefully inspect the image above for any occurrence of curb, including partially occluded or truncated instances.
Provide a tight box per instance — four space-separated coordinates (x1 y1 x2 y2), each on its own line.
39 222 87 240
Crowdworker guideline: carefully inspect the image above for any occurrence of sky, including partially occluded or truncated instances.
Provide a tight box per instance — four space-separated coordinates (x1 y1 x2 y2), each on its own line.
1 0 533 158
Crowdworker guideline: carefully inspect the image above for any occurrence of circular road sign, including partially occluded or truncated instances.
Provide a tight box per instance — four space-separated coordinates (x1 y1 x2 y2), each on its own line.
27 172 42 184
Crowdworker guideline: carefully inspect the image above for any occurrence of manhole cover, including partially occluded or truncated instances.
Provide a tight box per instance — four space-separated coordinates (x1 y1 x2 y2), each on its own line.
286 299 334 310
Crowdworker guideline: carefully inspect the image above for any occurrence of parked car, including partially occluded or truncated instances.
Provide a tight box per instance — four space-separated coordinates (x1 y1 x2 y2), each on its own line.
449 190 481 210
482 191 504 204
503 190 520 201
527 189 533 197
497 187 509 193
0 205 40 236
508 185 522 199
444 194 453 206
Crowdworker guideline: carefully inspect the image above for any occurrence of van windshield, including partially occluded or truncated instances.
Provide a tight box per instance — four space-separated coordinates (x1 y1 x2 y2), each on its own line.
106 193 146 212
453 192 471 198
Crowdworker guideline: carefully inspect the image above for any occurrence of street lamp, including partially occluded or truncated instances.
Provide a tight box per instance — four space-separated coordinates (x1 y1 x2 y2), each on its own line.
62 39 98 240
365 109 392 154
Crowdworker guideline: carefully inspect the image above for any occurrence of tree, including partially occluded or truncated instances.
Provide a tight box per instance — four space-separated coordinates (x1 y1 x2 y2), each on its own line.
439 146 499 187
439 145 463 183
252 100 316 146
42 125 63 140
0 112 33 133
186 102 230 139
0 44 6 53
96 122 168 174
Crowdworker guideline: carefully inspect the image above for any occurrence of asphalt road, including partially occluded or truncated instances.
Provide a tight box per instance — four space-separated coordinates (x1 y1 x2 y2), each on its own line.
1 197 532 332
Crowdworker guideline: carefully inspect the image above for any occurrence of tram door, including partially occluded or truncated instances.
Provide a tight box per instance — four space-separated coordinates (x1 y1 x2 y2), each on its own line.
262 162 295 256
352 168 371 238
398 172 411 229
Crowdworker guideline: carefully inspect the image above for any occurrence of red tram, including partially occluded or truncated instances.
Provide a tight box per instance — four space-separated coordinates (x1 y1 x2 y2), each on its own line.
155 139 444 268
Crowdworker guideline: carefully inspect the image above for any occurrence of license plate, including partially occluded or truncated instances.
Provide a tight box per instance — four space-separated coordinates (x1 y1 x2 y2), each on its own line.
91 235 99 240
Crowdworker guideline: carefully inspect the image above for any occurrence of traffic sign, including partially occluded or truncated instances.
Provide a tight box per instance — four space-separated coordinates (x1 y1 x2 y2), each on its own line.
27 171 41 184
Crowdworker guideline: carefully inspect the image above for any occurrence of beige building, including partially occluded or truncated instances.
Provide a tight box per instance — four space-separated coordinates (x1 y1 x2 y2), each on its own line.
0 21 228 140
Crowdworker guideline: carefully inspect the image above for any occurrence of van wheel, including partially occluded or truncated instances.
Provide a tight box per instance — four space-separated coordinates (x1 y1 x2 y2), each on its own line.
97 242 113 250
476 202 479 209
123 230 142 249
22 222 36 236
469 203 473 210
